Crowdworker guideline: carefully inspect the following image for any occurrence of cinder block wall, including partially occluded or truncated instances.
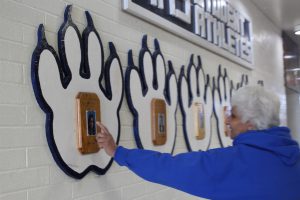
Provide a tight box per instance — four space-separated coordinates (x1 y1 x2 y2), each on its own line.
0 0 285 200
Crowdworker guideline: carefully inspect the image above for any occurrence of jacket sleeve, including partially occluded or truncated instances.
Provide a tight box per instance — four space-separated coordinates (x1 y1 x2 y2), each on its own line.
114 146 217 198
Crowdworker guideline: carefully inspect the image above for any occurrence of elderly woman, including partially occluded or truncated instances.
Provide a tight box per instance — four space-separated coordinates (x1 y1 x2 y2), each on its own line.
96 86 300 200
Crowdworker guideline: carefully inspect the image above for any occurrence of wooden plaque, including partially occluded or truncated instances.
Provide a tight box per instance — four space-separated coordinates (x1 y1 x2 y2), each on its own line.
151 98 167 145
76 92 101 154
192 102 205 140
223 106 231 137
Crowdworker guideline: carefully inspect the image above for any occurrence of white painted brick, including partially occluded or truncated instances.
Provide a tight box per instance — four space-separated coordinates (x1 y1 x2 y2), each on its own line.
119 110 133 126
144 182 167 194
117 25 144 46
165 35 191 57
0 0 44 27
122 182 147 200
0 84 33 105
24 51 39 85
105 162 127 174
22 64 29 86
0 62 23 84
173 189 208 200
172 63 182 74
151 188 177 200
65 0 117 22
176 125 184 138
27 146 52 167
45 7 85 34
49 165 73 184
101 33 140 56
173 137 186 149
22 25 38 46
0 167 49 194
27 183 72 200
18 0 66 16
44 14 62 34
176 111 183 126
113 4 140 25
108 171 142 188
0 0 288 200
0 105 26 126
26 105 45 125
0 18 22 42
72 174 111 198
91 14 142 46
69 6 86 26
0 149 26 171
120 125 134 141
74 23 85 34
118 140 137 149
23 48 35 81
133 196 153 200
0 127 46 148
74 189 122 200
72 171 141 198
0 191 27 200
119 54 129 72
25 86 38 106
0 40 28 63
120 97 130 112
101 0 120 8
43 31 58 51
209 118 222 149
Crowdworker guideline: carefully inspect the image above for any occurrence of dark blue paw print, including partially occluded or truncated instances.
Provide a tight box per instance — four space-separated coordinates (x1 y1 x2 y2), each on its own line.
178 55 213 151
125 35 178 153
31 5 124 179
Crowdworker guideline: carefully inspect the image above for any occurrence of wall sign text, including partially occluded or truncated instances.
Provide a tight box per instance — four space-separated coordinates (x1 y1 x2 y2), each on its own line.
122 0 253 69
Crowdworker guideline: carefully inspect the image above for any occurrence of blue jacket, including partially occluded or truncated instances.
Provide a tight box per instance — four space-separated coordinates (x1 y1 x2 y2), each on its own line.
114 127 300 200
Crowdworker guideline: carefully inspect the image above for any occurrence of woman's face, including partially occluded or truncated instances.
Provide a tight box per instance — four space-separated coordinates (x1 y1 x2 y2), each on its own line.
226 106 251 139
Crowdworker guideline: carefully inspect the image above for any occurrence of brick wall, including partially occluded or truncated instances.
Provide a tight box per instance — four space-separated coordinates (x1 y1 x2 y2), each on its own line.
0 0 285 200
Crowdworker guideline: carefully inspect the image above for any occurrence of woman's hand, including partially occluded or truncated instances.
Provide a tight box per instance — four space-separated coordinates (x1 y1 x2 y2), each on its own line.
96 122 117 157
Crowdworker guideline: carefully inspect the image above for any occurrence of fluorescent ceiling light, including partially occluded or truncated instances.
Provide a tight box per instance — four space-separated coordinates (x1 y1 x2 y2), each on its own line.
295 25 300 35
284 55 296 59
285 68 300 72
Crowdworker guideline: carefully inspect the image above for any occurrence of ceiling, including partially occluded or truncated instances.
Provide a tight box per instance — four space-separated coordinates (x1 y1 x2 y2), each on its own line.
250 0 300 46
250 0 300 93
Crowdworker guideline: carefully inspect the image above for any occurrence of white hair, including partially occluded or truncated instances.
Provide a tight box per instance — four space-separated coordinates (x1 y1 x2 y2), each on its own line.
231 85 280 130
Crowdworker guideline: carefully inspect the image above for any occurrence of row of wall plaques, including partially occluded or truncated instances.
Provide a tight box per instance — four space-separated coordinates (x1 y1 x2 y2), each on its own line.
31 5 250 179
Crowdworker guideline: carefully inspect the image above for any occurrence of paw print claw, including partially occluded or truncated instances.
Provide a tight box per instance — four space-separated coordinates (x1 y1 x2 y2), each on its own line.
82 10 104 80
31 6 123 179
58 5 83 86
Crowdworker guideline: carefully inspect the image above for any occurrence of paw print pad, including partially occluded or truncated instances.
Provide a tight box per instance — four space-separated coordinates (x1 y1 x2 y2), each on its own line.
125 36 178 153
178 55 213 151
31 6 124 179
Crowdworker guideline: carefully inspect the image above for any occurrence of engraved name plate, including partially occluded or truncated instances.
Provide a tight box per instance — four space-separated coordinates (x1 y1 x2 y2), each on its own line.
151 98 167 145
76 92 101 154
193 102 205 140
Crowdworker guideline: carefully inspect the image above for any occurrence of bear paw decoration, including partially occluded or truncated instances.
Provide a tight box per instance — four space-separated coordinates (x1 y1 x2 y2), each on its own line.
212 65 234 147
125 35 178 153
178 55 213 151
31 5 124 179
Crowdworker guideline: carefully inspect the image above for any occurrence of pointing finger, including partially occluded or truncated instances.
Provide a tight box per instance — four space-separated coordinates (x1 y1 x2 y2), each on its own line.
96 121 109 133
